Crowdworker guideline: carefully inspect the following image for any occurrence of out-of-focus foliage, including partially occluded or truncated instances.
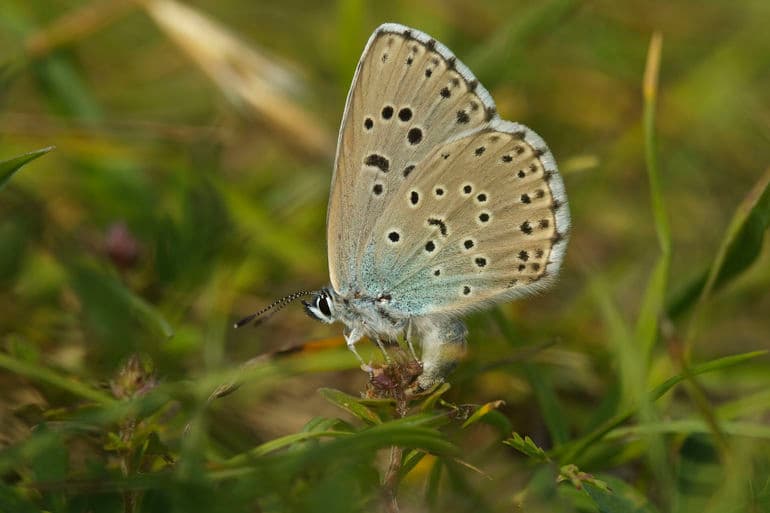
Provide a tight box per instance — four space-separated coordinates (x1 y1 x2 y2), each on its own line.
1 1 769 512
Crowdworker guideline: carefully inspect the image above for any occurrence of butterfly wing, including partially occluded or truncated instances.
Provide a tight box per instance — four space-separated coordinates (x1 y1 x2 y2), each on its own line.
363 121 569 316
327 23 497 295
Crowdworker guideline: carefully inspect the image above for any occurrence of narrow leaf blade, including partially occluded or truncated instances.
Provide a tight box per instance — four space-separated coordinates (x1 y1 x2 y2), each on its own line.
318 388 381 425
0 146 54 190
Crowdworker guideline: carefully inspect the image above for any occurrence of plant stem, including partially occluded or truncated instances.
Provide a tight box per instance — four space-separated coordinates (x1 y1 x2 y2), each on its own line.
382 445 403 513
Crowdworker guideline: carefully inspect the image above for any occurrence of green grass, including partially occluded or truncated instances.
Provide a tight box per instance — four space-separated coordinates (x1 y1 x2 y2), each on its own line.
2 1 770 512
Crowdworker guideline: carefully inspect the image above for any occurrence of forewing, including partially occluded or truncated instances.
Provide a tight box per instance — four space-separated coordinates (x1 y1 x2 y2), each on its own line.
327 23 497 294
361 122 570 316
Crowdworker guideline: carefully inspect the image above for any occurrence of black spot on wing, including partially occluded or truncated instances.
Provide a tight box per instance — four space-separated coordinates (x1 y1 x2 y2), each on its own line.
407 127 423 145
427 218 448 237
364 154 389 172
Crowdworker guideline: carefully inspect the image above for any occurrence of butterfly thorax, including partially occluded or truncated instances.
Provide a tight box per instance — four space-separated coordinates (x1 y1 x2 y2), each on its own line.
304 287 408 346
303 286 469 391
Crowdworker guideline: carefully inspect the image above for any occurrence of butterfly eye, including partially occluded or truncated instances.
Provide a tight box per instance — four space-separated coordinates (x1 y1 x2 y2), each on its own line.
317 295 332 317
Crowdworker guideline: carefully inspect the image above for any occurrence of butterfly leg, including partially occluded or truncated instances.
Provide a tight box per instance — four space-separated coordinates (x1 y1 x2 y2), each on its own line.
404 321 420 361
373 338 393 363
344 326 373 373
409 316 467 393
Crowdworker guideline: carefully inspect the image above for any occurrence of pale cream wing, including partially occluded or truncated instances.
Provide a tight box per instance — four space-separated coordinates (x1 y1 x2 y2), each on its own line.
327 23 498 295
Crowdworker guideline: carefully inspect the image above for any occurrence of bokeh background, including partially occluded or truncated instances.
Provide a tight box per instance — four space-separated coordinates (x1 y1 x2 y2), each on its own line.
1 1 769 512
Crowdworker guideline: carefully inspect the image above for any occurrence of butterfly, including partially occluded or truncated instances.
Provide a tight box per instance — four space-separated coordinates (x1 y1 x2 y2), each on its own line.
242 23 569 392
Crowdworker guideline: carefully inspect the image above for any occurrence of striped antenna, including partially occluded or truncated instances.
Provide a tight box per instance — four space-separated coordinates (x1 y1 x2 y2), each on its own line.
234 290 315 328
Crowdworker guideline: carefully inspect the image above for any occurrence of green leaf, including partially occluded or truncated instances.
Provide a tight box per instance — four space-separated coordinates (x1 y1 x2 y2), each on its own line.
461 400 505 429
69 262 174 343
668 167 770 320
399 449 427 480
503 432 550 463
425 457 443 507
558 464 610 492
226 423 458 478
559 466 658 513
318 388 381 424
419 382 451 411
226 429 354 465
584 482 651 513
0 146 54 190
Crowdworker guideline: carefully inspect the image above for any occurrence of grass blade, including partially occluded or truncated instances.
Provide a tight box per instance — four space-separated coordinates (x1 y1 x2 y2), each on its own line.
641 32 670 255
491 309 568 446
0 146 54 190
667 168 770 320
632 32 674 504
554 350 765 462
684 167 770 347
0 352 115 405
607 419 770 440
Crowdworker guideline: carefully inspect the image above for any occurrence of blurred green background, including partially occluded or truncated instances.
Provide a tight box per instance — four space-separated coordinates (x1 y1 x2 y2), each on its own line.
1 1 769 512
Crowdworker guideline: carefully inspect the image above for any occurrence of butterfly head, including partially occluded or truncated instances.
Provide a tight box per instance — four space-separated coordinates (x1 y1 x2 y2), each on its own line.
303 288 338 324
